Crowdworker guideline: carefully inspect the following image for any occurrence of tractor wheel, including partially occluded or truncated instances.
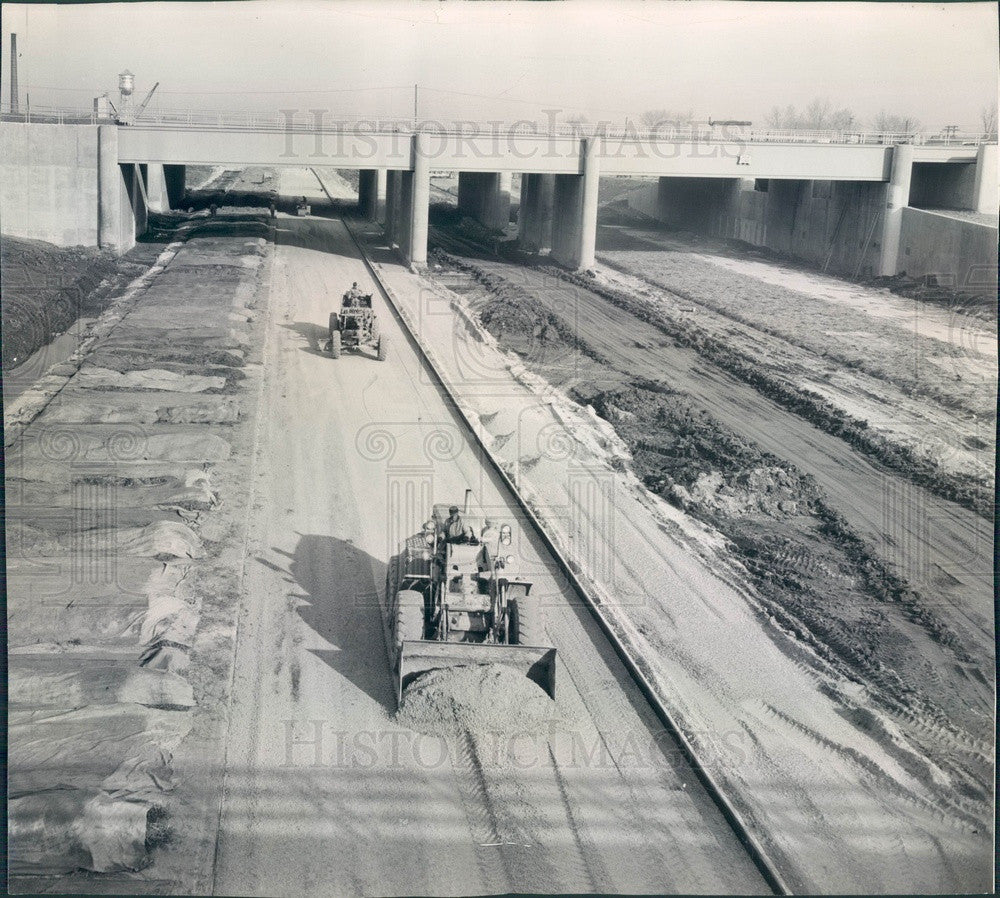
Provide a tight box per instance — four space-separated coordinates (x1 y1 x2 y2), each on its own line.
330 330 342 359
328 312 340 339
394 589 425 656
508 585 544 646
377 334 388 361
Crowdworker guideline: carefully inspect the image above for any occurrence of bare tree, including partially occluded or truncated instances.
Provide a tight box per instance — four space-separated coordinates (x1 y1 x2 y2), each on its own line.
872 110 921 134
766 99 854 130
639 108 693 130
766 104 799 128
982 103 998 137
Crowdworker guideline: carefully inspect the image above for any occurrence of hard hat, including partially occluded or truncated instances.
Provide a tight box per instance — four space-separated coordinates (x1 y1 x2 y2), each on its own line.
449 505 459 514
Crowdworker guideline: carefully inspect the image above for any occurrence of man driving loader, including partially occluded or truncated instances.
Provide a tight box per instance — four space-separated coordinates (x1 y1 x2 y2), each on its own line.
444 506 475 544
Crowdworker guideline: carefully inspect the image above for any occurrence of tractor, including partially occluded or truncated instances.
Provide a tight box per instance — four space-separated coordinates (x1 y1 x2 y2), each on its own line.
385 490 555 705
325 289 388 361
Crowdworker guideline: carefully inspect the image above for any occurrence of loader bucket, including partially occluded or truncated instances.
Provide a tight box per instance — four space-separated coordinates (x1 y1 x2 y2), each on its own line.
397 640 556 707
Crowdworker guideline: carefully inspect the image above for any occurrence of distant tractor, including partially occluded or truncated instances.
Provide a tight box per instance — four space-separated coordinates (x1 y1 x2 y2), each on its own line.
295 196 311 216
385 490 555 705
325 287 388 361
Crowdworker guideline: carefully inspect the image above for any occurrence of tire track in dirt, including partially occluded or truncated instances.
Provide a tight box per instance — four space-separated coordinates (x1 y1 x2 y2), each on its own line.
421 225 993 881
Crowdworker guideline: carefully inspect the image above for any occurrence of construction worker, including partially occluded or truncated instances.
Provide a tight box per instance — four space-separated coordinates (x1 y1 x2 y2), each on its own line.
477 519 500 572
444 506 473 544
269 199 277 219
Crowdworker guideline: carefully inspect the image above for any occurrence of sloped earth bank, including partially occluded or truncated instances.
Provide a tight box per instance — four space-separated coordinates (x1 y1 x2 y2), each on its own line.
592 215 996 507
1 236 166 380
5 206 270 891
355 219 994 891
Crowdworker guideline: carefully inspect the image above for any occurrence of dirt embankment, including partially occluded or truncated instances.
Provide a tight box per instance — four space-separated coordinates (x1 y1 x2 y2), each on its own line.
600 198 998 312
0 237 155 370
425 246 994 821
539 260 991 520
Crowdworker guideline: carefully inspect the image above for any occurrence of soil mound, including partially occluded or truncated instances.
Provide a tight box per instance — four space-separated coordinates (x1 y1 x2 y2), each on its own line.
396 663 562 735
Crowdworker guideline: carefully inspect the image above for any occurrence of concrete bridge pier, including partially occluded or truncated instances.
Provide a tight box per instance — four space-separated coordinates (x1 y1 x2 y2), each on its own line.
405 134 430 267
376 168 388 222
973 144 998 214
384 169 401 247
550 137 600 270
382 137 428 266
98 125 147 254
358 169 377 218
457 171 511 230
398 171 413 259
146 163 187 213
518 173 554 253
878 142 914 276
98 125 121 249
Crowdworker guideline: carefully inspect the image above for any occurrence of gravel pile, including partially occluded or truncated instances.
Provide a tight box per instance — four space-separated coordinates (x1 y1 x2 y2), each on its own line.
396 663 563 735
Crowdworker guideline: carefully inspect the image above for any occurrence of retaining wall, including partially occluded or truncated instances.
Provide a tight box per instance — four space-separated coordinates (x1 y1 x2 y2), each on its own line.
898 207 998 291
1 122 101 245
1 121 148 252
630 177 887 277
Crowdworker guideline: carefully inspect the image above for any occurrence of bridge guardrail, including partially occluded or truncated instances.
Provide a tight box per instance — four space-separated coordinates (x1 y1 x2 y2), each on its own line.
1 103 995 147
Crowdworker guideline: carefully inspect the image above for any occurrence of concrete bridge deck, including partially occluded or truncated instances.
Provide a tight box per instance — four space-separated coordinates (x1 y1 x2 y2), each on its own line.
2 114 996 278
113 123 981 179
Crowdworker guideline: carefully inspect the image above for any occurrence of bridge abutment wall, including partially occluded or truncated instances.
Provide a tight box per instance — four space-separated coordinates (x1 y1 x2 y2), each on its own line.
898 207 998 291
633 173 888 277
2 121 101 246
0 122 150 254
910 161 978 210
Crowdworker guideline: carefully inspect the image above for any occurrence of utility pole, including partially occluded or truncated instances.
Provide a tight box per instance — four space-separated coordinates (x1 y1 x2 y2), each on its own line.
10 33 19 114
413 83 418 127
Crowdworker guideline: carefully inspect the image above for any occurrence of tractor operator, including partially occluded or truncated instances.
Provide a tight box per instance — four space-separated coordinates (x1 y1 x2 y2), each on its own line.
344 282 363 306
444 506 474 544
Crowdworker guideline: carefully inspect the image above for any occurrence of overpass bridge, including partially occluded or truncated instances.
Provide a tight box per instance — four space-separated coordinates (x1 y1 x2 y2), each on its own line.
1 107 996 275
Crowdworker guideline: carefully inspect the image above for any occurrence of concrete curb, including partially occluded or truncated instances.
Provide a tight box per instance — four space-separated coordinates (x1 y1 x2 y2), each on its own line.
343 217 793 897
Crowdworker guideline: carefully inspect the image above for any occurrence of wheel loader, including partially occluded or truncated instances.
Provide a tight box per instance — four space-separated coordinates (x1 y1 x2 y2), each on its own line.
325 289 388 361
385 490 556 706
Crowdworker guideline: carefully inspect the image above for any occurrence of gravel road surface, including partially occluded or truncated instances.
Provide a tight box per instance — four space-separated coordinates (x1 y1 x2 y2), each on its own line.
210 212 768 896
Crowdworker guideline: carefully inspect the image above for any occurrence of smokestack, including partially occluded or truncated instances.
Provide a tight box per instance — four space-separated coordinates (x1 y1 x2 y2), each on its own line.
10 33 18 114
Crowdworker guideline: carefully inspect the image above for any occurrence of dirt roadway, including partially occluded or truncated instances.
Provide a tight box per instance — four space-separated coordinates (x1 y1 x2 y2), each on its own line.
210 214 768 896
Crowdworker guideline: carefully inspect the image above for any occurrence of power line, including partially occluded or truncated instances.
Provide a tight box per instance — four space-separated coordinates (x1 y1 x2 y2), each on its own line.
22 84 413 95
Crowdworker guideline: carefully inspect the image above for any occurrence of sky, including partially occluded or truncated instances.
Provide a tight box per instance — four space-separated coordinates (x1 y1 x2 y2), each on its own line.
1 1 997 131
